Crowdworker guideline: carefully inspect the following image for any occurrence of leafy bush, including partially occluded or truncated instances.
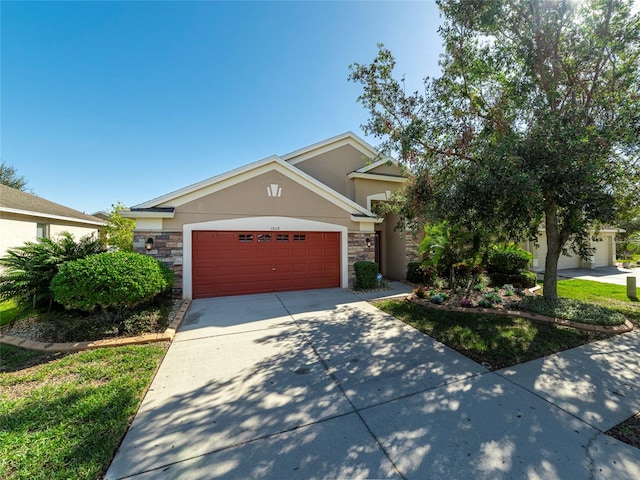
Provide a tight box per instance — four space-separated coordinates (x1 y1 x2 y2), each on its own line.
0 232 106 309
406 262 438 285
522 296 626 326
51 252 174 321
353 261 379 290
487 243 532 274
484 292 503 304
477 299 494 308
488 271 537 289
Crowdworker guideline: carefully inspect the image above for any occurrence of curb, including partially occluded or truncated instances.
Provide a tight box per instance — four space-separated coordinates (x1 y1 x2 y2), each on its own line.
406 295 634 334
0 299 192 353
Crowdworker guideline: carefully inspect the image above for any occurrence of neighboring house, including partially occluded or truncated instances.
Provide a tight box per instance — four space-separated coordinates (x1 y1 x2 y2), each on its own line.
0 184 106 258
523 227 620 272
123 132 420 299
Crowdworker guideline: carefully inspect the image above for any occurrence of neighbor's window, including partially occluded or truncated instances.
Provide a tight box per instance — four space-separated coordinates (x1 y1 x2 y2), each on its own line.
36 223 49 239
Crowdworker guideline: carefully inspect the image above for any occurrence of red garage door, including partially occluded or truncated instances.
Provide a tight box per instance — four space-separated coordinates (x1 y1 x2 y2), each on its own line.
192 231 340 298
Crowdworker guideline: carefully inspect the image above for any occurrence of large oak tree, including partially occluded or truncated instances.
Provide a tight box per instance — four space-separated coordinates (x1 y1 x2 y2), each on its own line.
350 0 640 299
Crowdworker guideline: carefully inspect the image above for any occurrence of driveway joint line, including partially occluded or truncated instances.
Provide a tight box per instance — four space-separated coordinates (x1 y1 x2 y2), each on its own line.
111 411 359 480
495 369 608 434
275 293 408 480
173 324 297 343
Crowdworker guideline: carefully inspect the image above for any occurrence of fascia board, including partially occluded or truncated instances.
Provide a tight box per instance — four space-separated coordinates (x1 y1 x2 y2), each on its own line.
350 214 384 224
0 207 106 226
347 172 407 183
355 156 400 173
283 132 377 165
132 155 282 208
120 210 175 219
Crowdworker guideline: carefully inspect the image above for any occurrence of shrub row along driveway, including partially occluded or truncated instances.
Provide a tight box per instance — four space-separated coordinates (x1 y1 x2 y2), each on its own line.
106 286 640 479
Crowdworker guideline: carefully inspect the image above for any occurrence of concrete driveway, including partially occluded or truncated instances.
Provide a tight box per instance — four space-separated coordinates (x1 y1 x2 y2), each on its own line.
556 266 638 287
106 284 640 479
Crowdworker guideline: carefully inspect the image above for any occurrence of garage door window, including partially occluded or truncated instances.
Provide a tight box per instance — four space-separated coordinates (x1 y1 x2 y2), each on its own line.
258 234 272 243
276 234 289 242
239 234 253 242
294 234 306 242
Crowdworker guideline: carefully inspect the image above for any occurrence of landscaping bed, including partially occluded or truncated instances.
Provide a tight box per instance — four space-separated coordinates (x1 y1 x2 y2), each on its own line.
0 295 182 344
407 284 629 330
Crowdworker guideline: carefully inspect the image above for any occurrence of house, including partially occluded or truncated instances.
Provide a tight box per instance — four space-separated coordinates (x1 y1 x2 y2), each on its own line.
0 184 106 258
123 132 420 299
523 228 620 272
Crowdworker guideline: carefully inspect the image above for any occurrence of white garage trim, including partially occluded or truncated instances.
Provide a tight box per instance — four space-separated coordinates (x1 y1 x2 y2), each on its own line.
183 216 348 299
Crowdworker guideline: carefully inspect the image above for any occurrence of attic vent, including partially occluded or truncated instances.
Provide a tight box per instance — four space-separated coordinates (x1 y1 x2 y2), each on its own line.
267 184 282 197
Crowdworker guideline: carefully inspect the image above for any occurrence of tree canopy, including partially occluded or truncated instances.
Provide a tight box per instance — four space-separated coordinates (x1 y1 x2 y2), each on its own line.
104 202 136 252
0 161 29 191
350 0 640 299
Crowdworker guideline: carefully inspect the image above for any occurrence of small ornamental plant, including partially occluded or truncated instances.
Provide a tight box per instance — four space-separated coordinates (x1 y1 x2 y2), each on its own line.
414 286 427 299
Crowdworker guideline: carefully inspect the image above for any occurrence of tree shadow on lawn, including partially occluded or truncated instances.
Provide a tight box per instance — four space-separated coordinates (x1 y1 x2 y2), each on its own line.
376 301 611 371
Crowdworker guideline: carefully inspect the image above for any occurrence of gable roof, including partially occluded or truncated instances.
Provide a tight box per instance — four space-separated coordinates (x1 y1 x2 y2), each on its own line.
282 131 378 165
128 132 399 221
0 184 105 226
128 154 376 219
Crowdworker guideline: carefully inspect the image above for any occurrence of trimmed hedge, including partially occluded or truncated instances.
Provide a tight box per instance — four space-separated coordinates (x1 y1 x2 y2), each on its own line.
51 252 174 314
488 271 537 289
487 244 532 274
354 261 379 290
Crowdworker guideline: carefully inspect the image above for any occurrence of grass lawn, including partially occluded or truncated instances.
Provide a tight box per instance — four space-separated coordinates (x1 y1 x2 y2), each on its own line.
373 300 608 370
375 277 637 370
0 343 167 480
555 279 640 324
0 300 22 327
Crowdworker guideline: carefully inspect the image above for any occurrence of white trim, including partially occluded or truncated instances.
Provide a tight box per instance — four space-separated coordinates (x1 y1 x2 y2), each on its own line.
182 216 349 299
136 156 375 218
354 156 400 173
283 132 377 165
366 191 393 211
0 207 106 226
121 210 175 219
347 171 406 183
133 155 281 208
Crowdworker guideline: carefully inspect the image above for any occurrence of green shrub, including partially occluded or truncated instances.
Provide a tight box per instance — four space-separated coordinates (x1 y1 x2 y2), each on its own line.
353 261 379 290
487 243 532 274
522 296 626 326
406 262 437 285
488 271 537 289
51 252 174 321
0 232 106 310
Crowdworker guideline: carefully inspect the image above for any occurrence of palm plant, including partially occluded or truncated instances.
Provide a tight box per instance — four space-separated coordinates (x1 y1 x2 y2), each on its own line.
0 232 105 310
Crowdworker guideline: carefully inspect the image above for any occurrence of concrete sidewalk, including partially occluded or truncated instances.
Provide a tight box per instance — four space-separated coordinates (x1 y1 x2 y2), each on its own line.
106 285 640 479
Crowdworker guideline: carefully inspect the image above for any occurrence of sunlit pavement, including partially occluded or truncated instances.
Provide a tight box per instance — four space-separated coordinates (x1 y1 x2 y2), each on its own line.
106 284 640 479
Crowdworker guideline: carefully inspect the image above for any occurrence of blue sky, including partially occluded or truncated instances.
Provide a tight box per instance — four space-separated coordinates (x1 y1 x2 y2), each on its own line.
2 1 443 214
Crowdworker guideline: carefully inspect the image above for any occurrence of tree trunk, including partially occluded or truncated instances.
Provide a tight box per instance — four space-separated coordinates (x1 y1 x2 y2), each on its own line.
543 207 562 300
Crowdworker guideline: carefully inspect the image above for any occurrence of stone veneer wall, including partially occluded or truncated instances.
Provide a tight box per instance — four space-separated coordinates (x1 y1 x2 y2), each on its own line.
405 229 422 265
133 231 183 297
348 232 376 285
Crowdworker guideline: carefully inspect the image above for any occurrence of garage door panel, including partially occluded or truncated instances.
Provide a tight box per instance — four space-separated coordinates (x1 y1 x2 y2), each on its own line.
192 230 340 298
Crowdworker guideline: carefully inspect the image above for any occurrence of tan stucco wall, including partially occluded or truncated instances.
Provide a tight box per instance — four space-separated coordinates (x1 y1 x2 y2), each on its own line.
292 145 370 200
353 177 404 209
368 162 404 176
0 213 100 258
161 170 360 231
384 213 407 280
